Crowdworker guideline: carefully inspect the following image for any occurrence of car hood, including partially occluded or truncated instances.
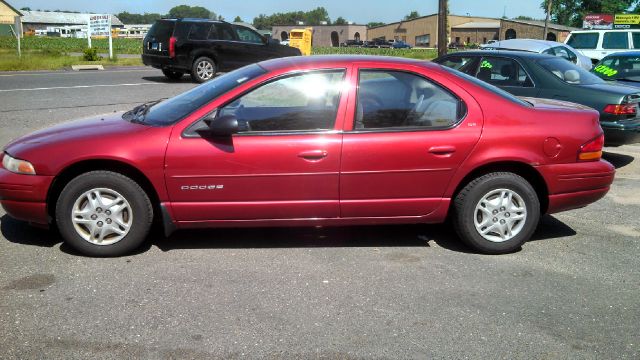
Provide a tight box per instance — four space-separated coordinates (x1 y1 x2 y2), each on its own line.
4 112 151 155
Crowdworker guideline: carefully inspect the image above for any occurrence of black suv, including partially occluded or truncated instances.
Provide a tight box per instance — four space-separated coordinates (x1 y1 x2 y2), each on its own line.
142 19 301 83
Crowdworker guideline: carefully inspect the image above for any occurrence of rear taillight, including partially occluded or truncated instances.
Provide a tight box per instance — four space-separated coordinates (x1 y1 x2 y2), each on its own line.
169 36 176 58
603 103 636 115
578 133 604 162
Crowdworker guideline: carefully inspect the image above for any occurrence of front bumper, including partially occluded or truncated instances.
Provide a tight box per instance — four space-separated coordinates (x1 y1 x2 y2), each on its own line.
0 167 54 225
536 160 615 214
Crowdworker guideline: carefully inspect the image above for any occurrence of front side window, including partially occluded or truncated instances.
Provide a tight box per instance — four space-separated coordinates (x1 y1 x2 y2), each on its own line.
355 70 464 130
438 56 478 74
234 26 264 44
632 32 640 48
476 57 533 87
218 71 345 132
566 33 599 49
603 32 629 49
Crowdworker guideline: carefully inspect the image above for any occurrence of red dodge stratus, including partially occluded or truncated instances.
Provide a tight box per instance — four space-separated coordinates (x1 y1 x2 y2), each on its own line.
0 56 615 256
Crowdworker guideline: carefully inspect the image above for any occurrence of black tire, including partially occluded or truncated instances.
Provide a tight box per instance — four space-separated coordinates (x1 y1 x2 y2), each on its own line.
55 171 153 257
452 172 540 254
190 56 216 83
162 69 184 80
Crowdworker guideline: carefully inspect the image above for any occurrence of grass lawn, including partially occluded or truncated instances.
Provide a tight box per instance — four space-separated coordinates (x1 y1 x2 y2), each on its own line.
0 49 142 71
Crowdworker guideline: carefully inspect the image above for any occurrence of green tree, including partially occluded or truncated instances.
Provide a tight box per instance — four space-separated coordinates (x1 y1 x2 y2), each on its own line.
404 10 420 21
167 4 215 19
252 7 330 29
541 0 640 27
117 11 162 24
367 21 385 28
20 7 31 11
334 16 347 25
234 16 242 22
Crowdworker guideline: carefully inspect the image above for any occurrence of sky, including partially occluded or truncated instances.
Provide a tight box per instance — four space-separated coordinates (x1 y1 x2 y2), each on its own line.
9 0 548 23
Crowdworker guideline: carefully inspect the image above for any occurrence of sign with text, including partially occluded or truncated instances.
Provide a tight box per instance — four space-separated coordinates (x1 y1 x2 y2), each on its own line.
614 14 640 29
583 14 613 29
89 14 111 37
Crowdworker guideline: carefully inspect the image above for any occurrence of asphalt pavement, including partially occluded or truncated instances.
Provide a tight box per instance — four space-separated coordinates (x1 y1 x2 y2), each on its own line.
0 68 638 359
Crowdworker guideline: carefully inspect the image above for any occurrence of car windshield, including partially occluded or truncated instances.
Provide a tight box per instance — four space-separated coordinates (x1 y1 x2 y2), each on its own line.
130 64 267 126
441 65 532 107
537 57 604 85
592 55 640 82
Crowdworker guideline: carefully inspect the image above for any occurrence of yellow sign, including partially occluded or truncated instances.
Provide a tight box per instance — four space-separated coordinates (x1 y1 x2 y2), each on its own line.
614 14 640 25
288 28 312 56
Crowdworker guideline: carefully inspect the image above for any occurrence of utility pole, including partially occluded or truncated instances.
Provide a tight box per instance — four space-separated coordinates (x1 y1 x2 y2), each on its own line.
543 0 552 40
438 0 448 56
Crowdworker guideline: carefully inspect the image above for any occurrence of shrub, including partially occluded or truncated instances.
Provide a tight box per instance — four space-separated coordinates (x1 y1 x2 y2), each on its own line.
83 47 102 61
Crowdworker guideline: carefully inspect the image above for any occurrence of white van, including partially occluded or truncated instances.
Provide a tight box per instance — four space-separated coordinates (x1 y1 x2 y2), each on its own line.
565 29 640 63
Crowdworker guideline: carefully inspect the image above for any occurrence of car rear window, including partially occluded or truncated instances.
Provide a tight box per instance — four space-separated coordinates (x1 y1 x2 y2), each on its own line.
142 64 267 126
147 21 175 39
566 33 599 49
441 66 532 107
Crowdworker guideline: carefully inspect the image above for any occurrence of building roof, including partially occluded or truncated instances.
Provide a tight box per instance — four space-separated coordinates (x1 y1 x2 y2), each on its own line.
1 0 22 16
21 10 123 26
453 21 501 29
502 18 577 32
481 39 564 52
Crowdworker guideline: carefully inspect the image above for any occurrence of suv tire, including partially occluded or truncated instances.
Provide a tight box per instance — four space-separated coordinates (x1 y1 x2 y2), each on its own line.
452 172 540 254
55 171 153 257
191 57 216 83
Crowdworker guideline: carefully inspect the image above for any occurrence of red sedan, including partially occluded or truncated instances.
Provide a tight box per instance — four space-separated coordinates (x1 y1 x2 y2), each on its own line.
0 56 614 256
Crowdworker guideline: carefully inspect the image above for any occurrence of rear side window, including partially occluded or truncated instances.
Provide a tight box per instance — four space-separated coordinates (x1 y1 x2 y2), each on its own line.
476 57 533 87
355 70 465 130
217 24 235 40
187 23 212 41
566 33 599 49
441 66 532 107
147 21 174 39
603 32 629 49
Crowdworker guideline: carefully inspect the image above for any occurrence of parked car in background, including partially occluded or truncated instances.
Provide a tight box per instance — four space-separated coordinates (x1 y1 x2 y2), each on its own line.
142 18 300 83
0 56 614 256
341 40 364 47
591 51 640 88
565 29 640 63
481 39 592 70
391 40 412 49
434 50 640 145
364 39 391 48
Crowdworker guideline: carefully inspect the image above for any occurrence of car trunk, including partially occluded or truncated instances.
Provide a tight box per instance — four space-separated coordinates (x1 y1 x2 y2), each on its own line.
143 20 176 57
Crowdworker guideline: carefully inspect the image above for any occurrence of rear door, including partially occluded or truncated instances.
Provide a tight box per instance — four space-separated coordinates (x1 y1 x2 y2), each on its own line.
339 64 483 218
232 25 270 65
143 20 175 57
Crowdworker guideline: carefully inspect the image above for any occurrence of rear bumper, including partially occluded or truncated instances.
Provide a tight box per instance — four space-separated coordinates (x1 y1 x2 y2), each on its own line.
602 119 640 146
536 160 615 214
142 54 181 70
0 168 53 225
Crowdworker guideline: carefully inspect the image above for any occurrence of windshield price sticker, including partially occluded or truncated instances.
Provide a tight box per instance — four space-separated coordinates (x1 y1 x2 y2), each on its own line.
593 65 618 77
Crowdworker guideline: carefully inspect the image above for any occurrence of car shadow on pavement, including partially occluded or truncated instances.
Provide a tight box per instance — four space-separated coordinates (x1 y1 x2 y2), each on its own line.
602 151 634 169
141 76 195 84
1 214 577 256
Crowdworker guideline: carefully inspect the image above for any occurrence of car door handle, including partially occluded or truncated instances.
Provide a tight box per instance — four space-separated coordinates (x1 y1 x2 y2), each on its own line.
298 150 328 160
428 146 456 156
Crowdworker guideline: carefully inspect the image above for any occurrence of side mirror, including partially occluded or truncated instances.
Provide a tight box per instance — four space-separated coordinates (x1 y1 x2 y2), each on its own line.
204 114 239 137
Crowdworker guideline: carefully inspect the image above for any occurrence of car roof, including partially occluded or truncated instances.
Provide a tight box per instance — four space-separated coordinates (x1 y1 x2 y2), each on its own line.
484 39 565 52
258 55 436 71
442 50 557 60
601 50 640 57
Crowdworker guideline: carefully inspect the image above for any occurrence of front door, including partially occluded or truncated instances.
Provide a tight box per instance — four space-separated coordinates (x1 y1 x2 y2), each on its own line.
165 70 347 221
340 66 483 218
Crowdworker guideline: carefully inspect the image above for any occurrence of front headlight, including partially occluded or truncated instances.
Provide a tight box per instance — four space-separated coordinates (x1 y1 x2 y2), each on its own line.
2 153 36 175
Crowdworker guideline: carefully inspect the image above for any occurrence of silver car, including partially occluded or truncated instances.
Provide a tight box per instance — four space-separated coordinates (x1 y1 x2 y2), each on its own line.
481 39 593 70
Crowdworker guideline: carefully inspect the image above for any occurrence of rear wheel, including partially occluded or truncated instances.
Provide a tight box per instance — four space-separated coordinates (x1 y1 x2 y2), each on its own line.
190 57 216 83
452 172 540 254
162 69 184 80
55 171 153 257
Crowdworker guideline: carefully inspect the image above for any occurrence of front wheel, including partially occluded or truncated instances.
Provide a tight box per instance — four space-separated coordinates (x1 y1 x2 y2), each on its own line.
55 171 153 257
452 172 540 254
190 57 216 83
